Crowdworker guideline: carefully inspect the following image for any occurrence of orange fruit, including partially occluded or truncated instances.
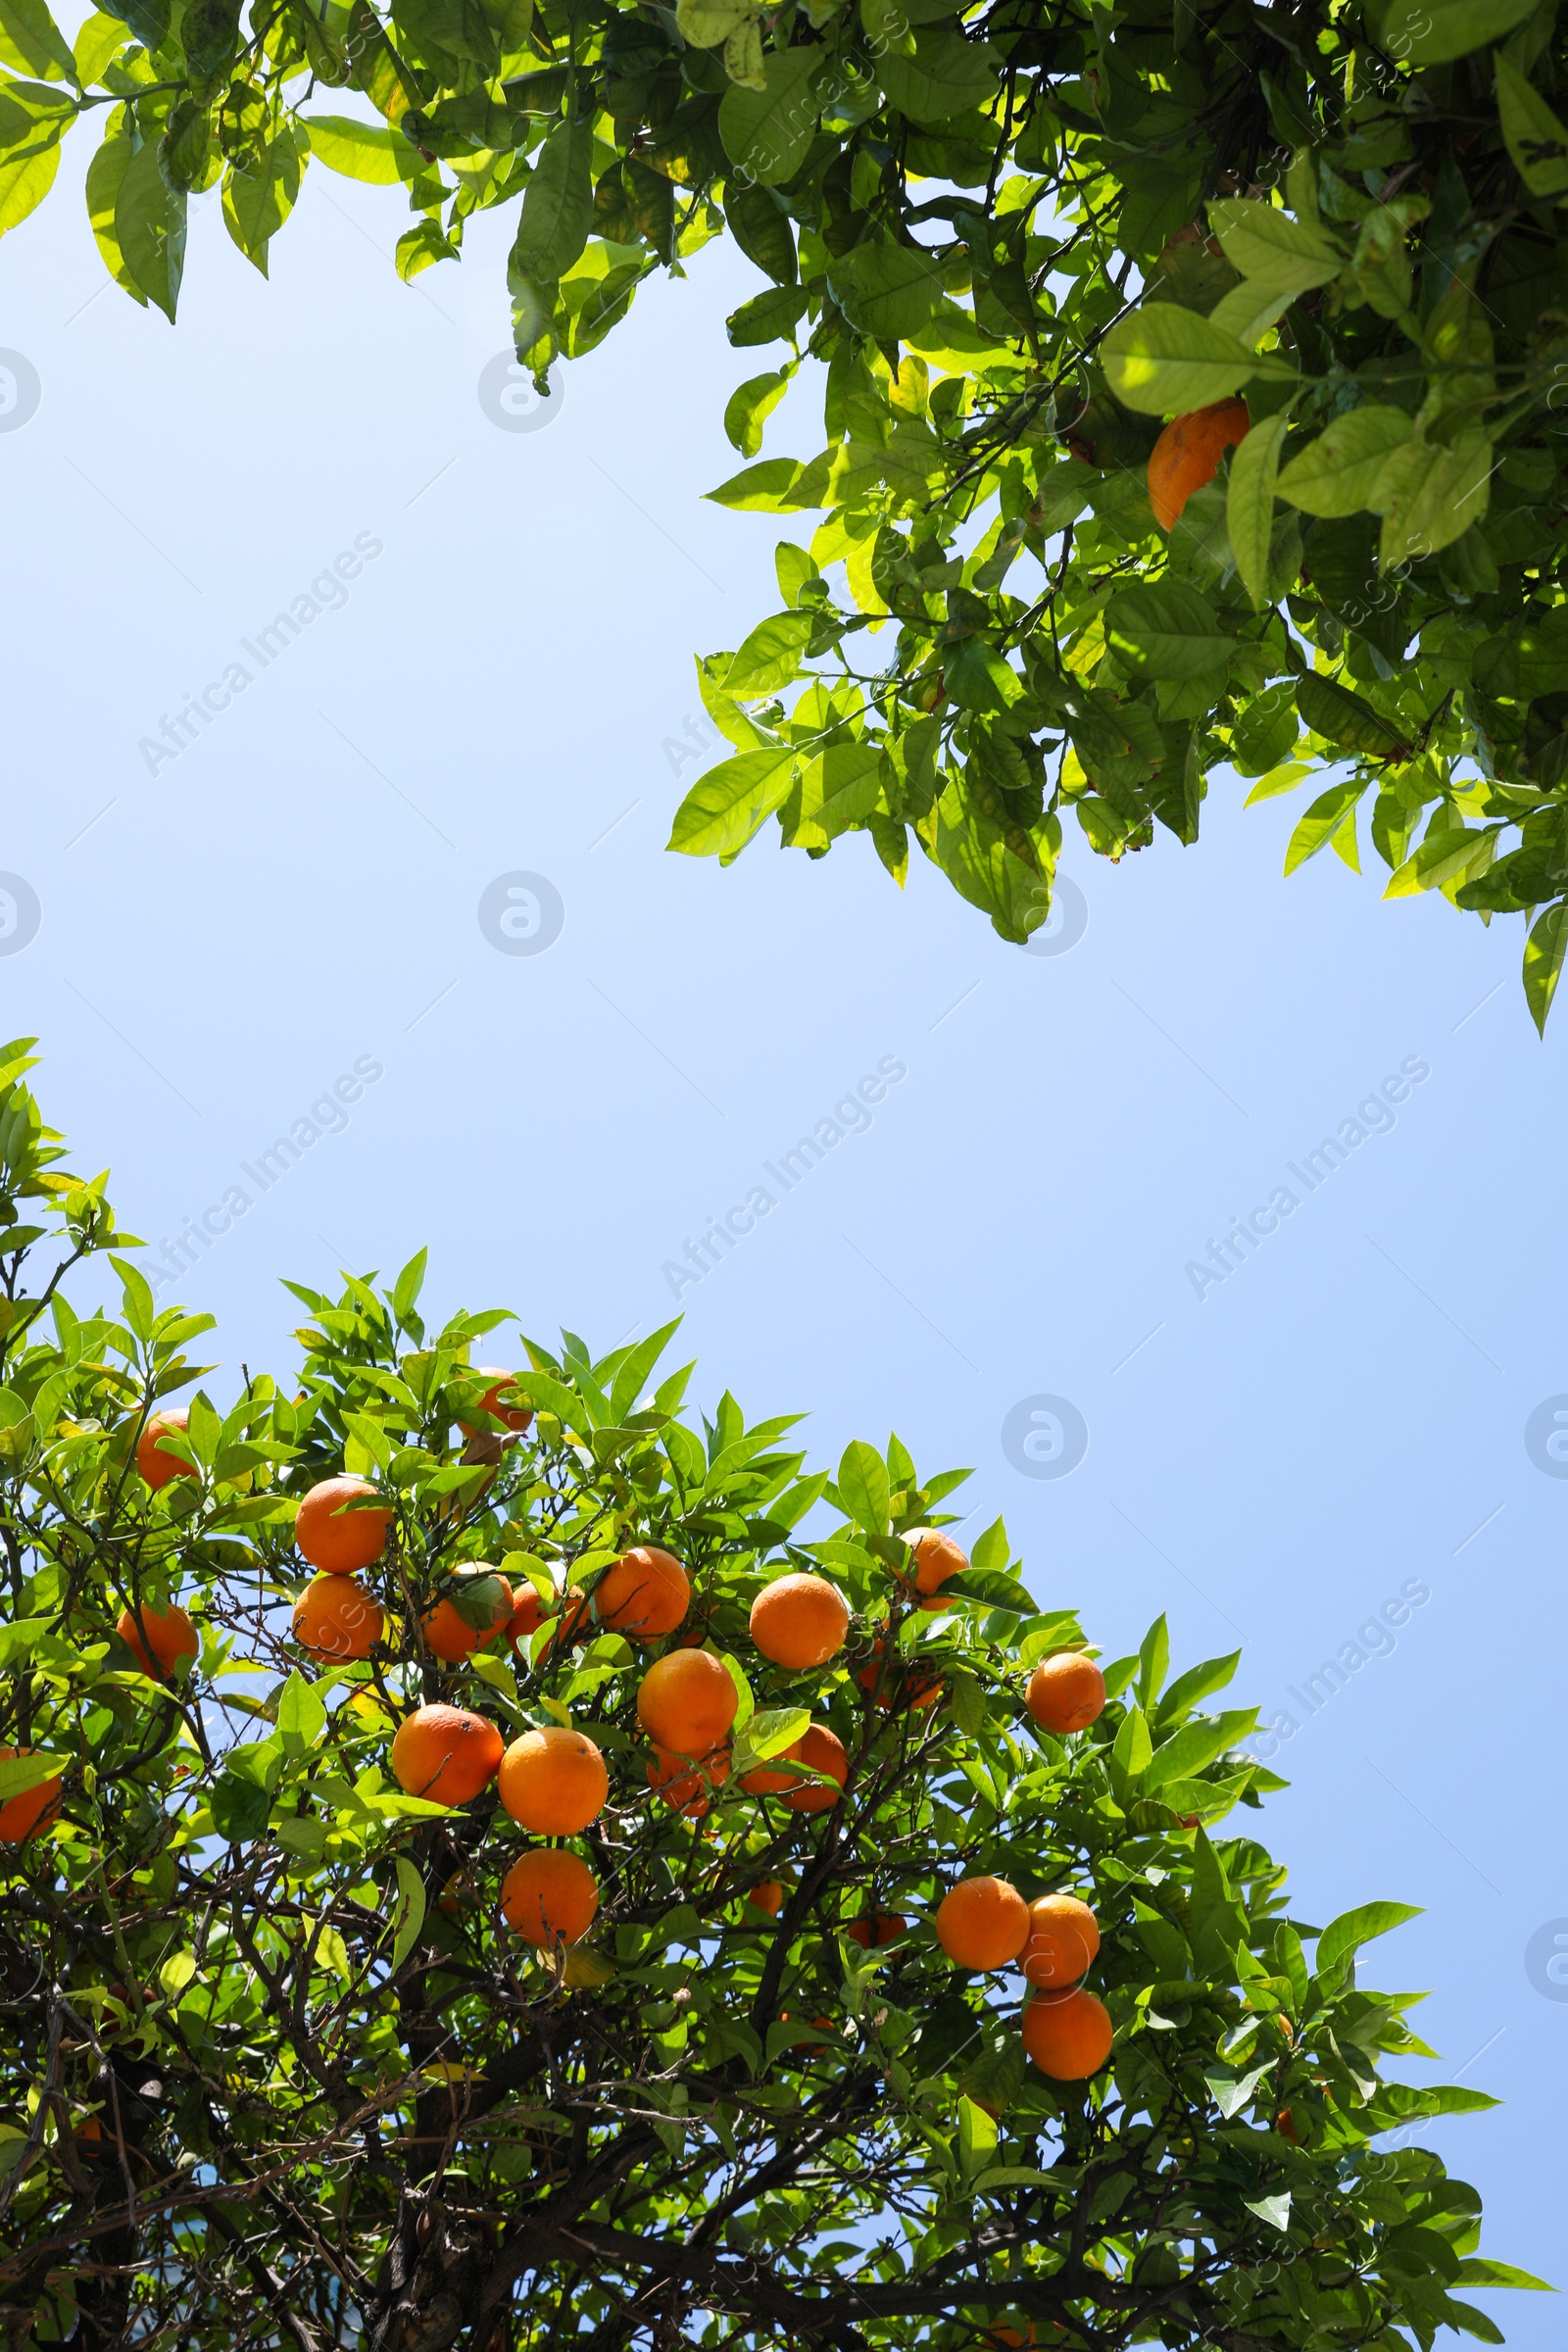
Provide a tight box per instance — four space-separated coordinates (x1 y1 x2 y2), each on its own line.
135 1408 195 1491
855 1639 942 1710
295 1476 392 1575
1277 2106 1299 2144
647 1743 729 1817
936 1876 1030 1970
0 1748 62 1843
390 1704 504 1807
902 1527 967 1611
420 1567 514 1663
746 1880 784 1917
1020 1893 1099 1988
777 1722 847 1814
117 1601 198 1680
594 1545 690 1639
501 1847 599 1946
458 1367 533 1435
506 1586 542 1648
1021 1985 1113 2079
1147 397 1250 533
292 1574 383 1660
847 1911 905 1948
498 1725 609 1834
749 1573 849 1669
637 1648 738 1757
1025 1653 1105 1736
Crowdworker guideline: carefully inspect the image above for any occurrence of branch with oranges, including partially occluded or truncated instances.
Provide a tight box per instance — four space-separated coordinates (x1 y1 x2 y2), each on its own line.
0 1054 1544 2348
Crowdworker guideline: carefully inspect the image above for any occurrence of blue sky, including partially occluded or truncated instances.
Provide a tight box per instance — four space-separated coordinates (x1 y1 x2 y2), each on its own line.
1 134 1563 2329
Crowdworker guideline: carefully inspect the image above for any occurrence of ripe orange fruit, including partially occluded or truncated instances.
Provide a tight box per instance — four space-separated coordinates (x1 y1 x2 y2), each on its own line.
506 1587 542 1648
390 1704 504 1807
749 1573 850 1669
847 1911 905 1948
117 1601 198 1680
501 1847 599 1946
458 1367 533 1435
746 1880 784 1917
135 1408 195 1491
855 1639 942 1710
420 1567 514 1663
292 1574 383 1660
1147 397 1250 532
498 1725 609 1834
1020 1892 1099 1988
296 1476 392 1575
1025 1653 1105 1736
777 1722 847 1813
594 1545 690 1639
0 1748 62 1843
647 1743 729 1817
637 1648 738 1757
902 1527 967 1611
1021 1985 1113 2079
936 1875 1030 1970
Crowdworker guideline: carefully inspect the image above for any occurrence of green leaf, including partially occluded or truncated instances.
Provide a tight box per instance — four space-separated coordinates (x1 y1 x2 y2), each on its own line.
837 1438 890 1535
706 456 813 512
222 130 304 275
0 118 57 236
956 2092 999 2179
1284 778 1366 874
159 1950 197 1997
0 0 74 81
723 610 812 698
727 283 809 347
878 26 999 122
1135 1616 1168 1710
391 1855 426 1968
674 0 750 42
1102 302 1278 416
511 115 592 279
1373 0 1540 65
1205 198 1343 295
1495 53 1568 195
85 130 143 303
1244 2190 1292 2231
724 365 794 457
1146 1709 1258 1789
667 746 798 858
1315 1898 1422 1976
304 114 418 183
1228 411 1289 607
1157 1650 1241 1725
737 1704 810 1763
1296 672 1407 760
0 1750 59 1799
1452 2259 1555 2291
1385 824 1500 900
1524 901 1568 1036
1274 407 1412 517
1111 1704 1152 1780
1104 583 1233 680
784 744 884 849
718 47 820 187
829 238 945 340
114 134 184 320
1377 434 1495 569
718 1649 755 1734
276 1670 327 1756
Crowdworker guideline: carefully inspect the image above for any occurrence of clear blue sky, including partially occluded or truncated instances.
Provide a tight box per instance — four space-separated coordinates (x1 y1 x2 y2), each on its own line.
2 134 1562 2330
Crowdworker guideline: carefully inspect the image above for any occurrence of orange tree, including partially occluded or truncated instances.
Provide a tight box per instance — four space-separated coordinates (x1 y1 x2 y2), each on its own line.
0 1043 1546 2350
16 2 1568 1011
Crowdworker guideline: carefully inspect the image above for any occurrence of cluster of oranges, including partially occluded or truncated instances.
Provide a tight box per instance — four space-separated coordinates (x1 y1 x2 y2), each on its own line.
5 1403 1119 2086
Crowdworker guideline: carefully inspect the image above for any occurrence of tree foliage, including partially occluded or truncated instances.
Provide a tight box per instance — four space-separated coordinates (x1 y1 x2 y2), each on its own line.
0 1042 1547 2348
12 0 1568 1009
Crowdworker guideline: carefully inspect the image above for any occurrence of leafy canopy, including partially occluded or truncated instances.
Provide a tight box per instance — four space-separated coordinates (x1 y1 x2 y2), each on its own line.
0 1042 1548 2349
11 0 1568 1011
